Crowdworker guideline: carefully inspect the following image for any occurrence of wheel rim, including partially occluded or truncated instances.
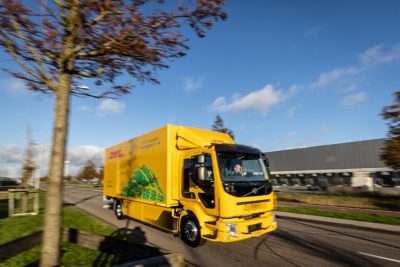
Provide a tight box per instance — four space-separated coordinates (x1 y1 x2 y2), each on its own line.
184 220 198 242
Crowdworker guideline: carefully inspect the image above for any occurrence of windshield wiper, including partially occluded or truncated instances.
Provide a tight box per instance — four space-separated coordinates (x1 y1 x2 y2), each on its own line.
242 185 266 197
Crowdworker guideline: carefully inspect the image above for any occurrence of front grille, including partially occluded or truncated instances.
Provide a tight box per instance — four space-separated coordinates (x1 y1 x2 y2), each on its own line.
248 223 262 233
222 181 272 197
242 202 267 213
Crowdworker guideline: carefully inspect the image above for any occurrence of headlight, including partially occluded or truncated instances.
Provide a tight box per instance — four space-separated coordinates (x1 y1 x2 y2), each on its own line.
226 223 238 237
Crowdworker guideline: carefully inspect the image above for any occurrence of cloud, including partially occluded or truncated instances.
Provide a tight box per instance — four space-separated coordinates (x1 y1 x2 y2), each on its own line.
342 82 359 92
288 105 300 118
211 84 291 116
183 77 204 91
359 44 400 65
310 67 361 89
0 144 50 178
341 92 367 106
0 144 105 178
68 145 104 168
310 43 400 91
0 144 23 164
64 145 105 176
97 99 125 116
305 26 320 36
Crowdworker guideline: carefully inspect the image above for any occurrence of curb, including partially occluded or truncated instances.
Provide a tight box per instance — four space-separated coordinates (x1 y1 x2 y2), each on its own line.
275 211 400 235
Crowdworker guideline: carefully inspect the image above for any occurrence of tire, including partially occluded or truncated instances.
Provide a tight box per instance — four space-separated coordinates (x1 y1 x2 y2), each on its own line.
180 213 204 247
114 199 125 220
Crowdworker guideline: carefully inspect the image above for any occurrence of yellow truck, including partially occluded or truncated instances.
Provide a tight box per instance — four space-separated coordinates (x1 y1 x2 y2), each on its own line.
103 125 277 246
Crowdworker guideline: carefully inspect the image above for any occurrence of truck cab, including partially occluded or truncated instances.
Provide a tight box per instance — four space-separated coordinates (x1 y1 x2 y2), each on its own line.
178 144 277 246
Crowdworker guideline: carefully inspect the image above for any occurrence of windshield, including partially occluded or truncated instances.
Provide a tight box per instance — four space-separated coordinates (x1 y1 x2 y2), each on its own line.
217 152 268 182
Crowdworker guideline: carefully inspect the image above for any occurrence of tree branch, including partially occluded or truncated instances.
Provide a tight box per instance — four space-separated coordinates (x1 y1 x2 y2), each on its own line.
76 37 124 59
71 87 130 99
84 10 112 28
9 17 56 89
76 68 104 78
3 35 56 91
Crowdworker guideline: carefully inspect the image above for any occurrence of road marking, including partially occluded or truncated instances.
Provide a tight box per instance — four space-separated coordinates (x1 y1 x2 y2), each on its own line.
358 252 400 263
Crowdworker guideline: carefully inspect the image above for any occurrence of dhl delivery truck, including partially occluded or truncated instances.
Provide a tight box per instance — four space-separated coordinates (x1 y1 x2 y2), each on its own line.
103 125 277 246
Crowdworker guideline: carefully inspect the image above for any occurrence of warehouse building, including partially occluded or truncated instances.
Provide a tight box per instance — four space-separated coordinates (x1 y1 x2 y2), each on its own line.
264 139 400 194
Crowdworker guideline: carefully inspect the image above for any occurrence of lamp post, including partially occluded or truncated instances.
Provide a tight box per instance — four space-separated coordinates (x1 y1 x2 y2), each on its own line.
64 160 70 178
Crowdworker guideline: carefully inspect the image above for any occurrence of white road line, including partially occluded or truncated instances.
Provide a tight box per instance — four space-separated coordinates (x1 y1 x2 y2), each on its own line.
358 252 400 263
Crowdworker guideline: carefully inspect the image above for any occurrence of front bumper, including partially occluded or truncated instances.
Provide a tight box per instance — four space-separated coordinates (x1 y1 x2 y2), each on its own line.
202 211 278 242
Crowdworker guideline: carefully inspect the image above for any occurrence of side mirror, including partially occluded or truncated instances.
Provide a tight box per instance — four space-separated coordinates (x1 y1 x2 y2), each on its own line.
194 154 206 181
196 154 205 164
262 154 271 177
197 166 205 181
262 154 270 167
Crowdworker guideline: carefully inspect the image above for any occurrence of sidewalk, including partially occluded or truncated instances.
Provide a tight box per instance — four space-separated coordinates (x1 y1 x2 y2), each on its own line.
275 211 400 234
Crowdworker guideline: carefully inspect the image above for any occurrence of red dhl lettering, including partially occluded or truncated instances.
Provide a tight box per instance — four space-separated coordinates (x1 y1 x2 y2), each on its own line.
109 149 124 159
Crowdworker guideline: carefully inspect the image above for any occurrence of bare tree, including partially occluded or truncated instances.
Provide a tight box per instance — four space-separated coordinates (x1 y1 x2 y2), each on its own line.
381 91 400 170
21 127 36 188
212 114 235 140
0 1 227 266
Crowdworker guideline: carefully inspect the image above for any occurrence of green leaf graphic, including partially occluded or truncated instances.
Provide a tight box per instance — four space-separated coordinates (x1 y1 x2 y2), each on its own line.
121 165 165 202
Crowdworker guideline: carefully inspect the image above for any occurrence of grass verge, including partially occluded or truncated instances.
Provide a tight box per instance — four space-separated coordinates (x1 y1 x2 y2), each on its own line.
0 192 46 244
0 191 116 266
0 243 115 267
277 206 400 225
277 192 400 211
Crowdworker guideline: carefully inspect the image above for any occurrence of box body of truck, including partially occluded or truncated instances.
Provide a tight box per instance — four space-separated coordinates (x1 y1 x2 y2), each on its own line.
104 125 277 246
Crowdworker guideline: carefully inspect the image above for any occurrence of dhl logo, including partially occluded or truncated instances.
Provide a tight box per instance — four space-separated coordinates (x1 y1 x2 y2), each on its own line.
109 149 124 159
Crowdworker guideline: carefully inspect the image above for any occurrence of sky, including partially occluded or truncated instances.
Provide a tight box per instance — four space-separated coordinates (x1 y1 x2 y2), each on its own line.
1 0 400 178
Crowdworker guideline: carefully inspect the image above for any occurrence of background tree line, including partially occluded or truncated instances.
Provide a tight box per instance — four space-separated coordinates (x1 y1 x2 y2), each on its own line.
381 91 400 170
75 160 103 180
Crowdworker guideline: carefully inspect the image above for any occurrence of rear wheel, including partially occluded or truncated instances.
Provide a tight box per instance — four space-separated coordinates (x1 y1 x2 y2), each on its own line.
114 199 124 220
180 214 203 247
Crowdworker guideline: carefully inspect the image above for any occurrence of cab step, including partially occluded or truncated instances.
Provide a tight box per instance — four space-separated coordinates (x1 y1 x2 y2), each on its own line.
203 234 217 239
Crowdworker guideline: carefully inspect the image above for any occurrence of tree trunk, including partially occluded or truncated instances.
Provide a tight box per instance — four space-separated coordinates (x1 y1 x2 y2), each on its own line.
40 74 71 267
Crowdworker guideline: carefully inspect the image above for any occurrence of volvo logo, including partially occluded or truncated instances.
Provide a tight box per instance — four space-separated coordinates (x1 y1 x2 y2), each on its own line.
243 185 266 197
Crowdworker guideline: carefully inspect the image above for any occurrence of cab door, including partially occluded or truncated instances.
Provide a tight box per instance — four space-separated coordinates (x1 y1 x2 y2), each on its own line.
179 148 219 217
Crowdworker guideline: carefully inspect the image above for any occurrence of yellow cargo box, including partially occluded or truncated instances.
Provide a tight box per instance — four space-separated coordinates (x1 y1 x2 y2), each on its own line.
103 125 277 247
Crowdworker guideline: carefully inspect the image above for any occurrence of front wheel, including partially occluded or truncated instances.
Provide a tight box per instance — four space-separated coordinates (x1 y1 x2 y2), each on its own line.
114 199 125 220
180 214 204 247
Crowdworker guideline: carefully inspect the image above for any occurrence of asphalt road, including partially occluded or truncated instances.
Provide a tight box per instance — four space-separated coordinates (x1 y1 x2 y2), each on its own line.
64 187 400 267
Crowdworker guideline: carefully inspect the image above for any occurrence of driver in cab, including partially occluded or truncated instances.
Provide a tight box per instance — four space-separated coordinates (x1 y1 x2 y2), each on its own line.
231 163 243 176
